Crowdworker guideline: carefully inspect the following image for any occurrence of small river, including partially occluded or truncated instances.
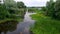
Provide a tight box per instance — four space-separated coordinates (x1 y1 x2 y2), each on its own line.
0 12 36 34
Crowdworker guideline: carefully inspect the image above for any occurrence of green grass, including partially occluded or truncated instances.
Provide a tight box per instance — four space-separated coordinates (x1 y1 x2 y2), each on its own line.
31 13 60 34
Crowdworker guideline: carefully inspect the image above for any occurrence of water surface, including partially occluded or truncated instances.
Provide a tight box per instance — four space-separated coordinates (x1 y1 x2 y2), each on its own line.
0 12 35 34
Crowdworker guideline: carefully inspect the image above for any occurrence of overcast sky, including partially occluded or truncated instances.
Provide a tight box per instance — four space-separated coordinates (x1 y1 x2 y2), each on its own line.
14 0 56 7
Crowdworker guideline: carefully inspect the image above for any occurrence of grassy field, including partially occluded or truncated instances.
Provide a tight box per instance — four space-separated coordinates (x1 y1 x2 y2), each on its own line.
31 13 60 34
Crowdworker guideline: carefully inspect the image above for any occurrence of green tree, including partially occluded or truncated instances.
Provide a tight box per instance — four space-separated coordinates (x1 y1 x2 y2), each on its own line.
0 0 26 20
17 2 26 8
0 4 9 19
4 0 16 8
54 0 60 19
46 0 55 17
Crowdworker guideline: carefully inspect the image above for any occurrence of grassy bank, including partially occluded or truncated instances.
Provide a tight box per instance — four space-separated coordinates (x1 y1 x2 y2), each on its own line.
31 13 60 34
0 17 23 23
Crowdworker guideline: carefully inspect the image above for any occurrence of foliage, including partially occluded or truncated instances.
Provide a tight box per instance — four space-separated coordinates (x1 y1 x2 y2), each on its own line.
41 7 46 11
0 4 9 20
45 0 60 20
31 13 60 34
17 2 26 8
0 0 26 21
46 0 55 16
28 8 38 13
4 0 16 8
54 0 60 19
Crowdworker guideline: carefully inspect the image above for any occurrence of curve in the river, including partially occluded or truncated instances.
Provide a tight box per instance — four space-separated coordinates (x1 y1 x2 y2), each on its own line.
5 12 36 34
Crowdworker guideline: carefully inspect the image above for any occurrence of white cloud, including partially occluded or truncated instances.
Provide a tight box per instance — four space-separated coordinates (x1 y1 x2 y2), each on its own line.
14 0 55 7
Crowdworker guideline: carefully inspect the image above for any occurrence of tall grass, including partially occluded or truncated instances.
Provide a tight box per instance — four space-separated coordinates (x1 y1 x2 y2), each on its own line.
31 13 60 34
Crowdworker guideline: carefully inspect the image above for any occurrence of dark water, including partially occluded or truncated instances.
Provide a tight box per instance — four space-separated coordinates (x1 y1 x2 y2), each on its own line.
0 12 36 34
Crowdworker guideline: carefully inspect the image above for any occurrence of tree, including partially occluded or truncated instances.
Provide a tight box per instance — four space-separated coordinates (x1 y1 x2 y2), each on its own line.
17 2 26 8
46 0 55 17
45 0 60 20
54 0 60 19
0 0 26 20
0 4 9 19
4 0 17 9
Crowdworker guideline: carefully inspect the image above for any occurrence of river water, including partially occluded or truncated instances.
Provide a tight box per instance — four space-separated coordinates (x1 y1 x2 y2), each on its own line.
0 12 36 34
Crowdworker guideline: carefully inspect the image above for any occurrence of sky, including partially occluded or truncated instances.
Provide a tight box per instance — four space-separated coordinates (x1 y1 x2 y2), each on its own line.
14 0 56 7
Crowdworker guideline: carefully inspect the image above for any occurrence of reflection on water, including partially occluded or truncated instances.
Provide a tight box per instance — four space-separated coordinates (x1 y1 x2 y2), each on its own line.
0 12 35 34
0 20 19 34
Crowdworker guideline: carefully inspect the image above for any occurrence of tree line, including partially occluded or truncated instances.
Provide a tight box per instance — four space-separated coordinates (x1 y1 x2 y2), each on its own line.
0 0 26 20
42 0 60 20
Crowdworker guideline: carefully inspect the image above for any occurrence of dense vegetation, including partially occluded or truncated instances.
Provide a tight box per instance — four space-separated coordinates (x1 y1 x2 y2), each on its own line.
31 0 60 34
31 13 60 34
42 0 60 20
0 0 26 22
28 7 38 13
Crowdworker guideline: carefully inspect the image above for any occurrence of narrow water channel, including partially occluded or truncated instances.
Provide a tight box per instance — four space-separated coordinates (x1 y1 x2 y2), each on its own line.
1 12 35 34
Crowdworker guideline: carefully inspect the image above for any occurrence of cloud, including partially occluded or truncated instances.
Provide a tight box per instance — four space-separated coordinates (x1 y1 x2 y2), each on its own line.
14 0 50 7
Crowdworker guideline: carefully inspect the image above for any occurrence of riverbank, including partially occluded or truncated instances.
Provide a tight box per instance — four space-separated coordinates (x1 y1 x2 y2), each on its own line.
0 18 23 23
31 13 60 34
